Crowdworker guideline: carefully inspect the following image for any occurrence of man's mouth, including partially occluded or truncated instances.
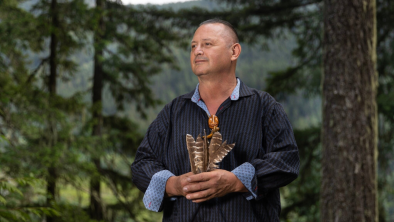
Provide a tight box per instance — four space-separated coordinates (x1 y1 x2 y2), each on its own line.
195 59 208 64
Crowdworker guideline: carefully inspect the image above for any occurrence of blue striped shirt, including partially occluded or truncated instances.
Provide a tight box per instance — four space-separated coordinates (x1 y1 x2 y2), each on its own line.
131 79 299 221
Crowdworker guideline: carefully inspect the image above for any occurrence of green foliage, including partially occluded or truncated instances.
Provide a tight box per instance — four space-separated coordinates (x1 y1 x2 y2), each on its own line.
0 177 59 222
90 1 187 118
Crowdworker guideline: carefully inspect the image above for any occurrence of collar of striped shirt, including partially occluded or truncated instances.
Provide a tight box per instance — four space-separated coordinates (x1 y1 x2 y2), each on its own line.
183 78 253 116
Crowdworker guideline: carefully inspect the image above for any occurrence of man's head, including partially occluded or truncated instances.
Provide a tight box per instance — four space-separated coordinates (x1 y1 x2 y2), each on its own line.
190 19 241 77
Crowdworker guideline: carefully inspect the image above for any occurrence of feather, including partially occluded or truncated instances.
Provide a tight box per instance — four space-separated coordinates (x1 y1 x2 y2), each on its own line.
209 131 222 160
186 134 204 174
194 135 204 173
186 134 206 174
202 129 208 172
186 134 198 174
207 132 235 171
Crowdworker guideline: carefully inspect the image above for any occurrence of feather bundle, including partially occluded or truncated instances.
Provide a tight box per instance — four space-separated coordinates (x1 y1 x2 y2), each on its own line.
186 132 235 173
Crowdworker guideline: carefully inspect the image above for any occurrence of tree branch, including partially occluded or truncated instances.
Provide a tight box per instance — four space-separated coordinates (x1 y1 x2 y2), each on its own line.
26 57 49 84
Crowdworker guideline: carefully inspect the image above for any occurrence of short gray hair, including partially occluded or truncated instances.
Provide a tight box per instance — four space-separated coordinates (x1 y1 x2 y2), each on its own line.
199 18 239 43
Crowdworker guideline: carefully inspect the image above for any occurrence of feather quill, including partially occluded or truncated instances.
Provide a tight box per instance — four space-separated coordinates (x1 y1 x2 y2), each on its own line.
203 129 208 172
194 135 204 173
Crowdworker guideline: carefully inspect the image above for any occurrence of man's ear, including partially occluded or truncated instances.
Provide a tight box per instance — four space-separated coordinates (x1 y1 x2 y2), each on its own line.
230 43 241 61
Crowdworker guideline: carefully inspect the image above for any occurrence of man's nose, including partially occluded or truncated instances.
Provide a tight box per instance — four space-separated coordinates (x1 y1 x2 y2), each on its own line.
194 45 203 56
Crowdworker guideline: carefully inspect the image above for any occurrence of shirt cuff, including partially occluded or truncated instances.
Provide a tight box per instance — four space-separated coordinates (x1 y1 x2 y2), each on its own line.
142 170 175 212
231 162 257 200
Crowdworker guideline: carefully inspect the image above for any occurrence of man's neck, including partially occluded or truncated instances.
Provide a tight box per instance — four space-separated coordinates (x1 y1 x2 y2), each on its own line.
198 74 237 115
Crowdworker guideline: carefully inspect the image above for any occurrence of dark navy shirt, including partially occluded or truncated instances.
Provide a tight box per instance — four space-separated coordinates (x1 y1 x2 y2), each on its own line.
140 78 256 213
131 79 300 222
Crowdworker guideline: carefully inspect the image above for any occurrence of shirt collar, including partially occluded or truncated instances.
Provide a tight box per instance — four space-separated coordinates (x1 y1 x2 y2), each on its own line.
182 77 254 100
191 78 241 103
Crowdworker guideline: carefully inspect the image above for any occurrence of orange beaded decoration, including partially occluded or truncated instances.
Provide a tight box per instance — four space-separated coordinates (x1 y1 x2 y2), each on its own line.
205 115 219 139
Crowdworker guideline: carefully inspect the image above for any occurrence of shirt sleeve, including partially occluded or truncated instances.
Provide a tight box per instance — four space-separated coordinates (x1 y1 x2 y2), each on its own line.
131 106 173 212
231 162 257 200
142 170 175 212
250 102 300 200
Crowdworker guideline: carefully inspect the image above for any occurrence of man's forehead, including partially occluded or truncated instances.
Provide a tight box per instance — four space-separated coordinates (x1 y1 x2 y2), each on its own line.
192 24 226 40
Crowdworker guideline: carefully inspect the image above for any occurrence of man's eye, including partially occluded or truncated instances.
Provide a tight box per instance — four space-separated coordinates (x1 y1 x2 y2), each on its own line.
205 43 211 46
191 45 196 49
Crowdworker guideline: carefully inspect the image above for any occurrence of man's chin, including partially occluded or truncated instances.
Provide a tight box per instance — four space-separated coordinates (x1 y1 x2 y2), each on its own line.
192 71 208 77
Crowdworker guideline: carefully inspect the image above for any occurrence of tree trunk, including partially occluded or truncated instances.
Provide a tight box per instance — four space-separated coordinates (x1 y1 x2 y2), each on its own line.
89 0 104 220
47 0 58 221
321 0 378 221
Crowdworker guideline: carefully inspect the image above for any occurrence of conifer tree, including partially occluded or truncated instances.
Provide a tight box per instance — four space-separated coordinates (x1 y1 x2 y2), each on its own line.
321 0 377 221
0 0 88 220
31 2 87 221
89 0 105 218
87 1 184 220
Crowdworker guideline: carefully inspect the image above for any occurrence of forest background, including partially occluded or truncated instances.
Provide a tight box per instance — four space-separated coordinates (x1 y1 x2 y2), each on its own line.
0 0 393 221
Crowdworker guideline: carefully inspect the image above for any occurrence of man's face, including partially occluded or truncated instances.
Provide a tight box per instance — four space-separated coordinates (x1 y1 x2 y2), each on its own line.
190 24 233 77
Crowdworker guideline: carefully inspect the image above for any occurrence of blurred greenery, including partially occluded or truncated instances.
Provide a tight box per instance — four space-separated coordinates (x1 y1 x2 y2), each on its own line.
0 0 393 221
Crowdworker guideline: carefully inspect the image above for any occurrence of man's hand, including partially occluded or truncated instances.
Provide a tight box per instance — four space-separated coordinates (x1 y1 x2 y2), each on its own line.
165 172 194 197
183 169 248 203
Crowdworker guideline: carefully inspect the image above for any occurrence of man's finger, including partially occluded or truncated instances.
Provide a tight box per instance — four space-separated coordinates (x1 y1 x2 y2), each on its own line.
186 189 212 200
183 181 211 193
180 172 196 184
187 172 211 183
182 172 194 179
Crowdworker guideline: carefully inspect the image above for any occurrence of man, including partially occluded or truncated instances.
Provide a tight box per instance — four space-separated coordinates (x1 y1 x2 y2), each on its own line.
131 19 299 222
